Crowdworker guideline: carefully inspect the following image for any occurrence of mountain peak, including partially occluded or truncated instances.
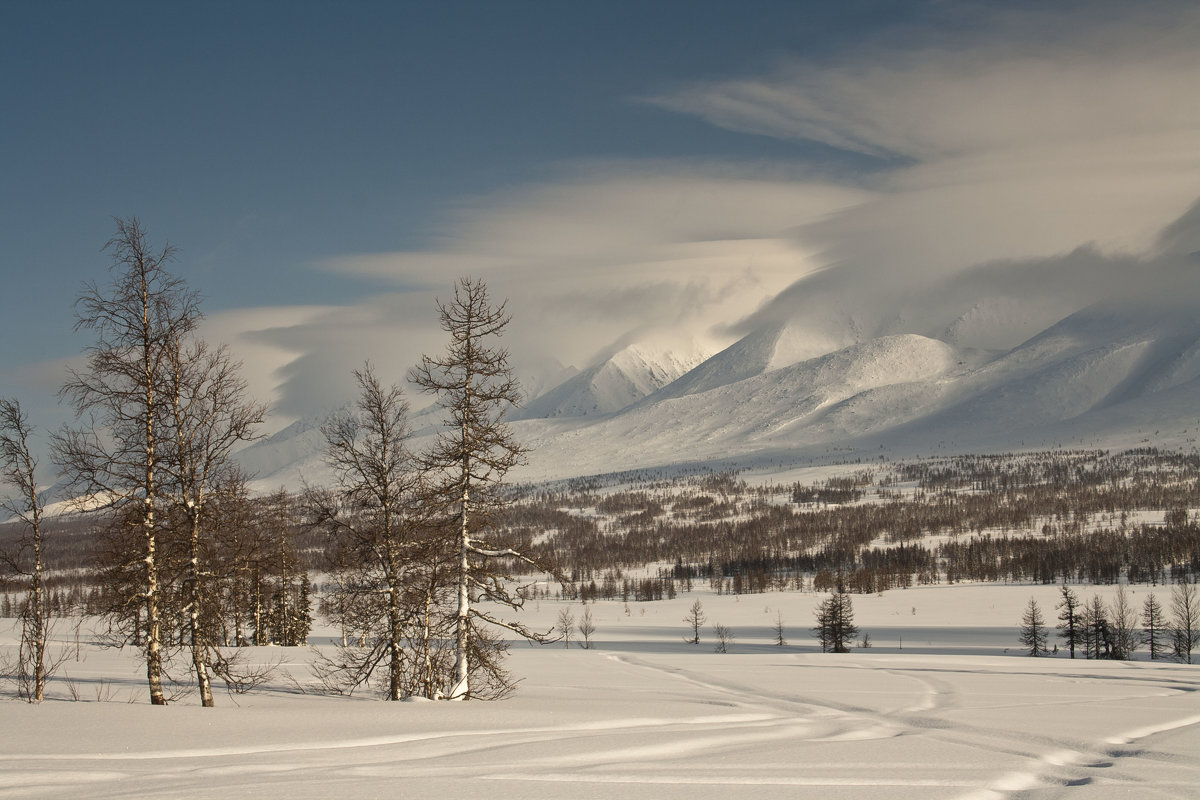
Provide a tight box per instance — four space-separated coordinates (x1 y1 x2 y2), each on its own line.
517 333 712 419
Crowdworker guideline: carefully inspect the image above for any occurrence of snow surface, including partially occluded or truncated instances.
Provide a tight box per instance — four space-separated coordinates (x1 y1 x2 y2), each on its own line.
3 583 1198 799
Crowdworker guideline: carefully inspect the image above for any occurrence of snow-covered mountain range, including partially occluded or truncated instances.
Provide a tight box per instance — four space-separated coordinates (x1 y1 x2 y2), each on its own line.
515 336 712 420
238 205 1200 490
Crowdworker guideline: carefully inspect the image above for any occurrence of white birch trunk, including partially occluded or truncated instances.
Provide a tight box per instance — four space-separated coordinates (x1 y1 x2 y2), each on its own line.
449 469 471 700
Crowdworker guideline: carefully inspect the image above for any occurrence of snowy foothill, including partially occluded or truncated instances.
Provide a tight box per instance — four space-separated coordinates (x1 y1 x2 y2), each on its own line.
3 583 1198 799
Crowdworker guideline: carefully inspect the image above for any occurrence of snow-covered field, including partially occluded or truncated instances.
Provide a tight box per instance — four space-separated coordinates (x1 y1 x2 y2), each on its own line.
3 584 1198 799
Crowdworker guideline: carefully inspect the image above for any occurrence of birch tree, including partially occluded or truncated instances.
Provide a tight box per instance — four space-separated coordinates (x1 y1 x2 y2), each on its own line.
1171 582 1198 664
409 276 550 699
208 475 262 647
0 398 50 701
310 364 433 699
161 337 265 705
556 607 574 648
259 489 309 646
1108 584 1138 660
55 216 200 705
577 606 595 649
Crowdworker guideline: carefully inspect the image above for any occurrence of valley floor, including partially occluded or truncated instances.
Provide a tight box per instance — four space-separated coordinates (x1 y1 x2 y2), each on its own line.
2 584 1198 799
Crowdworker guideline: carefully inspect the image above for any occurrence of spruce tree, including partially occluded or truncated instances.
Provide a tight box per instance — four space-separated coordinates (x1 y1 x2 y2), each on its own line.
1019 597 1048 657
1141 593 1167 660
814 588 858 653
1056 584 1081 658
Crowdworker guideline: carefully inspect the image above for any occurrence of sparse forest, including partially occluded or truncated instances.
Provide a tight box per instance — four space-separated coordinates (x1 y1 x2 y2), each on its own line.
3 223 1200 710
0 222 549 703
497 450 1200 603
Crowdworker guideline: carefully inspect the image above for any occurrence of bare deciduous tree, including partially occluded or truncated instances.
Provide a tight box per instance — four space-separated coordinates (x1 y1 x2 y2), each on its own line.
683 599 705 644
310 364 433 700
556 606 575 648
55 216 200 705
208 475 263 647
259 489 310 647
161 337 265 706
0 398 50 701
1108 584 1138 660
1171 582 1198 664
577 606 595 649
712 623 733 653
410 276 551 699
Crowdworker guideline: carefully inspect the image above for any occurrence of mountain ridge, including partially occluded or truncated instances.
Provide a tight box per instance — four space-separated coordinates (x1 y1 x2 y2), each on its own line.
236 195 1200 489
236 295 1200 490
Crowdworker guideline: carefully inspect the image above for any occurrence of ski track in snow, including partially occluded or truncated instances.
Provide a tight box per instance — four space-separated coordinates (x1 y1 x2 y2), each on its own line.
4 595 1200 800
579 653 1200 800
5 662 1199 800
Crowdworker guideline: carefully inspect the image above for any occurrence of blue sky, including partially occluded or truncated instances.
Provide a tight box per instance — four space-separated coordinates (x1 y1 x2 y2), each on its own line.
3 1 1199 446
4 2 884 313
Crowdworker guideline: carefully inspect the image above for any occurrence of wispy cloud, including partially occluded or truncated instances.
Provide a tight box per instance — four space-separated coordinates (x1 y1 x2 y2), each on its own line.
646 6 1200 161
257 166 872 414
642 4 1200 339
207 5 1200 422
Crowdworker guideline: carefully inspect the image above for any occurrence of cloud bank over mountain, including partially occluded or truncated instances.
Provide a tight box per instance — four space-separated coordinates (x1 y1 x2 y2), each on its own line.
31 1 1163 490
212 4 1199 441
237 187 1200 488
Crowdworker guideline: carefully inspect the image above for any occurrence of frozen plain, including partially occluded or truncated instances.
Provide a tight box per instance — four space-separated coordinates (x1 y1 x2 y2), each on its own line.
2 583 1198 800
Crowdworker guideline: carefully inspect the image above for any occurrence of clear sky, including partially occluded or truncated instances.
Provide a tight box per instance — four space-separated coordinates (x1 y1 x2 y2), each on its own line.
3 1 1199 446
